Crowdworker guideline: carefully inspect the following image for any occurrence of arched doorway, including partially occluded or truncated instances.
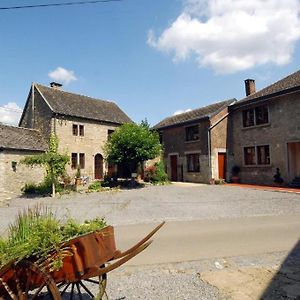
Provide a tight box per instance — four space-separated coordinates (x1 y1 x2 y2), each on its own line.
94 154 103 180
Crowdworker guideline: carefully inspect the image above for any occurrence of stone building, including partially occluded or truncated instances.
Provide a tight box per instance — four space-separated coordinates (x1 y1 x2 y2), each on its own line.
227 70 300 186
0 124 47 199
19 82 132 180
154 99 236 183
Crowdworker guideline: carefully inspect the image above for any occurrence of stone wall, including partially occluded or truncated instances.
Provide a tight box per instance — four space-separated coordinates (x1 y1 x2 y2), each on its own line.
210 107 229 180
160 119 211 183
19 85 53 139
227 92 300 185
53 116 120 180
0 150 44 200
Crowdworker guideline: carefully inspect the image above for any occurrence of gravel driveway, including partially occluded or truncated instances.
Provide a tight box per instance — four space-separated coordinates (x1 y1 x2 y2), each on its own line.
0 183 299 299
1 183 299 232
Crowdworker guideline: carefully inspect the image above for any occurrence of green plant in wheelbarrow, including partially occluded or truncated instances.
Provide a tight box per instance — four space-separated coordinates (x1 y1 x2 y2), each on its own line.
0 206 106 271
0 206 165 300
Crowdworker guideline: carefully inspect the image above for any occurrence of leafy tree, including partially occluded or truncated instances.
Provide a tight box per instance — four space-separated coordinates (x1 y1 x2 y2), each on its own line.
104 122 161 175
22 133 69 197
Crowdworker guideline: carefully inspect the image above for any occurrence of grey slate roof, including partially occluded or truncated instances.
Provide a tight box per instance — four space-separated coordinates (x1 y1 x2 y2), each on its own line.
237 69 300 105
0 124 47 151
35 84 132 124
154 99 236 129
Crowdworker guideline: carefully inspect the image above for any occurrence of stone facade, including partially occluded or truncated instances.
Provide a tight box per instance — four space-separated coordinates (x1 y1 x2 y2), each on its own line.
19 85 53 140
53 116 119 180
227 91 300 185
159 107 230 184
0 149 44 199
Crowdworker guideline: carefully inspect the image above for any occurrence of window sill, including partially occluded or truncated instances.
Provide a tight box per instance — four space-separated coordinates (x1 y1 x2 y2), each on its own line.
243 164 272 168
185 140 200 144
242 123 270 130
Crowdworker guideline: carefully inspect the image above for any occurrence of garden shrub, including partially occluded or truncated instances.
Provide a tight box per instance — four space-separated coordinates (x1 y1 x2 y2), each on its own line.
88 181 102 191
144 161 168 184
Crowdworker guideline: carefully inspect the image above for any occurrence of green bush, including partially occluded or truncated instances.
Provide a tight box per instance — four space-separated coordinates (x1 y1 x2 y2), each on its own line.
88 181 102 191
22 178 62 196
144 161 168 184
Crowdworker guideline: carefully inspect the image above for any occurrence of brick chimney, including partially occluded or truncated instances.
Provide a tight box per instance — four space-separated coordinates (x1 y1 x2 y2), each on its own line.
50 82 63 89
244 79 255 96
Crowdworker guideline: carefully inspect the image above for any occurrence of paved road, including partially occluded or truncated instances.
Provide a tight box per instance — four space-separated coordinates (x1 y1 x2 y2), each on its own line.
114 215 300 265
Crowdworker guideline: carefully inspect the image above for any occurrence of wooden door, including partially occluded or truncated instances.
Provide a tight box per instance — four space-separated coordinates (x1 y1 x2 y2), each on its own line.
94 154 103 180
170 155 178 181
218 153 226 180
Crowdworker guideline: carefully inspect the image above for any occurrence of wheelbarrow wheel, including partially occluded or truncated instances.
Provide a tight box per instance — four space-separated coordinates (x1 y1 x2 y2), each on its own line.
0 260 60 300
57 266 107 300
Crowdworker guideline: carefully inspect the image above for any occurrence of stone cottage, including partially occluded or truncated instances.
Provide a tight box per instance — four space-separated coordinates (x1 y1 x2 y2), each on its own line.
0 124 47 199
19 82 132 181
154 99 236 183
227 70 300 186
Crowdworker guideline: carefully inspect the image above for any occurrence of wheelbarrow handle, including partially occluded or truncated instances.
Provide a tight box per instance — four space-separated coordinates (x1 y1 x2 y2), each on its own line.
112 221 165 260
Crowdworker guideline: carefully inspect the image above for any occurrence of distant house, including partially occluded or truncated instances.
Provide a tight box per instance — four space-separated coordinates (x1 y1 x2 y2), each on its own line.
0 124 47 198
227 70 300 186
19 82 132 180
154 99 236 183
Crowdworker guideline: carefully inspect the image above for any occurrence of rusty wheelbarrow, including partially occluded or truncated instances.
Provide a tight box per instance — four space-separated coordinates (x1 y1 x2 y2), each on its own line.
0 221 165 299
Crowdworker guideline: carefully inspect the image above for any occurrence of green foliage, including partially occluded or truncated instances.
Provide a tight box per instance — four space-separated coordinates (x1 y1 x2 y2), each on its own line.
144 160 169 184
104 123 161 171
88 181 102 191
21 133 69 197
75 165 81 178
0 206 106 271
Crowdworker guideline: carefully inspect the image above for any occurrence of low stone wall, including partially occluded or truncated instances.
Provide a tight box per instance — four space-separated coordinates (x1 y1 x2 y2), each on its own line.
0 149 44 200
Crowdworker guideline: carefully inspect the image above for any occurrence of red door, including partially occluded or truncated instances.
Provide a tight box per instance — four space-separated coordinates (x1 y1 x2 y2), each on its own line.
94 154 103 180
218 153 226 180
170 155 178 181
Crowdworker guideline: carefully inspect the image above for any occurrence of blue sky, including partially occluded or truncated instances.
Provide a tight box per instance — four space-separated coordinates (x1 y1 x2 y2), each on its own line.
1 0 300 126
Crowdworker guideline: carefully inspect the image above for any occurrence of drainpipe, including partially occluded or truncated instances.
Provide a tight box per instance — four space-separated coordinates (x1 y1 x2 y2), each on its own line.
31 83 35 128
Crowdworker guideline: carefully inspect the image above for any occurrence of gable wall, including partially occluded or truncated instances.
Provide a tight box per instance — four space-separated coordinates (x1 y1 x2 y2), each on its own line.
19 86 53 139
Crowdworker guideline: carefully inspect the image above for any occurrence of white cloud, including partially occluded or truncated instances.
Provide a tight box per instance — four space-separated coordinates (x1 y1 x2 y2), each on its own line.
0 102 22 126
48 67 77 85
173 108 192 115
148 0 300 73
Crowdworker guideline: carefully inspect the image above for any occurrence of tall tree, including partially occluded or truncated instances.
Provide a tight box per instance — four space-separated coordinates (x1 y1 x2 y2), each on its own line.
104 123 161 175
22 133 69 197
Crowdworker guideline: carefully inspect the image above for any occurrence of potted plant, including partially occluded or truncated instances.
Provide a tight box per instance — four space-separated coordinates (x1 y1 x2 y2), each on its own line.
231 165 241 183
75 166 81 186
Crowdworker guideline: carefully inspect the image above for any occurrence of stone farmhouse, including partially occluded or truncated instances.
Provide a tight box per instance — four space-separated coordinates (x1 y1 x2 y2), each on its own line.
18 82 132 181
227 70 300 186
154 99 236 183
0 124 47 199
